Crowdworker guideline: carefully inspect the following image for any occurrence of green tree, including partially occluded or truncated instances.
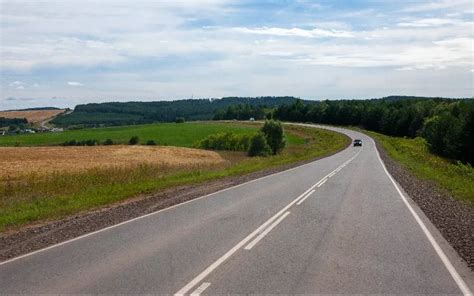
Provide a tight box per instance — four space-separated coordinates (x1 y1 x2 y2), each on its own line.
248 133 272 157
129 136 140 145
261 120 286 155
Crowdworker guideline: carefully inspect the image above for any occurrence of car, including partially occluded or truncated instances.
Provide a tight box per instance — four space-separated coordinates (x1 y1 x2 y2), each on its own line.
353 139 362 147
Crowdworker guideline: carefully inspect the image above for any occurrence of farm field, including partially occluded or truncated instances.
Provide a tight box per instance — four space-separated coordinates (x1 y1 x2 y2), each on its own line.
0 146 226 179
0 122 255 146
0 109 65 124
0 121 303 147
0 123 349 231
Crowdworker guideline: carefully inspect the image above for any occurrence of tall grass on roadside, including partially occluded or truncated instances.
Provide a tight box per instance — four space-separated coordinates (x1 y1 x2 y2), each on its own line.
367 131 474 205
0 162 224 229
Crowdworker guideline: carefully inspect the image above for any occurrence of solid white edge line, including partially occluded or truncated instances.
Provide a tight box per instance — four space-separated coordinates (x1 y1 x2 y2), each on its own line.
328 171 336 178
190 282 211 296
244 211 291 250
174 149 363 296
372 138 472 296
317 178 328 188
0 131 352 267
296 189 316 206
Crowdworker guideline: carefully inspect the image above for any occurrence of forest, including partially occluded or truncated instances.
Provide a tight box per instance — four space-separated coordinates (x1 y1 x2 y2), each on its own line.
52 96 301 127
272 96 474 165
0 117 27 128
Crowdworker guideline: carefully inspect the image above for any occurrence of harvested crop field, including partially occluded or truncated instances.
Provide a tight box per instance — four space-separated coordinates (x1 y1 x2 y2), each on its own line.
0 146 226 179
0 109 65 124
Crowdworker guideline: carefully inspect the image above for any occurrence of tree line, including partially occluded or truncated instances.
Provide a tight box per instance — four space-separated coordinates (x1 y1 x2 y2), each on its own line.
53 97 301 127
272 97 474 164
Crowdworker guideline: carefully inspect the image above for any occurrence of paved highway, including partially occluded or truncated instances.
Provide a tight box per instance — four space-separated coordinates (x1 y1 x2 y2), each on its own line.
0 125 472 294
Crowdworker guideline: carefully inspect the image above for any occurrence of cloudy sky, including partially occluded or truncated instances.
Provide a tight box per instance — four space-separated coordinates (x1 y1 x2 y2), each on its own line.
1 0 473 110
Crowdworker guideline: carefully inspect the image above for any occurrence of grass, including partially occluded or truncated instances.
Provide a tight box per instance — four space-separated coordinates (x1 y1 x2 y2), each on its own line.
366 130 474 206
0 123 349 231
0 122 258 147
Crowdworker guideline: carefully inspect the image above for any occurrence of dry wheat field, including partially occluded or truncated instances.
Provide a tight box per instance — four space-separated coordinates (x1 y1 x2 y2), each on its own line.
0 145 226 179
0 109 65 124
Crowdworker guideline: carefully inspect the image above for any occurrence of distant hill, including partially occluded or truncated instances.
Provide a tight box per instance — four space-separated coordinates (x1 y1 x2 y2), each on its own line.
51 97 304 127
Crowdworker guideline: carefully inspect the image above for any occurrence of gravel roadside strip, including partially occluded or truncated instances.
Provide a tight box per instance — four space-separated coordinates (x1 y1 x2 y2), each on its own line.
374 139 473 270
0 139 350 262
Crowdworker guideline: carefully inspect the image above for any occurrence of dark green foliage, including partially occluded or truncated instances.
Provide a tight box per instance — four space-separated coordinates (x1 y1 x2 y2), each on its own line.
0 117 27 128
128 136 140 145
261 120 286 155
175 117 185 123
85 139 98 146
62 139 98 146
62 139 77 146
422 100 474 164
274 97 473 164
196 132 251 151
51 97 302 127
213 104 266 120
248 133 272 157
146 140 157 145
103 139 114 145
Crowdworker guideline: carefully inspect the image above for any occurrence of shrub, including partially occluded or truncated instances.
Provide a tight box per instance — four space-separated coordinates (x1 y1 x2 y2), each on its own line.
129 136 140 145
62 139 77 146
103 139 114 145
248 133 272 157
196 132 251 151
85 139 98 146
261 120 286 155
146 140 157 146
175 117 185 123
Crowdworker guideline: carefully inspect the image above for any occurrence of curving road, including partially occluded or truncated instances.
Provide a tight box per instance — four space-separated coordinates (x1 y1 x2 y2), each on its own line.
0 125 472 294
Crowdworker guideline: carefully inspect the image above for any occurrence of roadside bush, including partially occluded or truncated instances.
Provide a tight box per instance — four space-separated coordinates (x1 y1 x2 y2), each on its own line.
103 139 114 145
146 140 157 146
62 139 77 146
129 136 140 145
196 132 251 151
248 132 272 157
261 120 286 155
175 117 185 123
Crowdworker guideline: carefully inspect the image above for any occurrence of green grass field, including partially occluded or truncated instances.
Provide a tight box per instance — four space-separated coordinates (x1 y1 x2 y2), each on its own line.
367 131 473 206
0 123 349 231
0 122 252 147
0 121 302 147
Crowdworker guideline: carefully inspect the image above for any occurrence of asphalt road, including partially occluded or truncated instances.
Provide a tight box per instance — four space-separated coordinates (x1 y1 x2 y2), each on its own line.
1 125 472 294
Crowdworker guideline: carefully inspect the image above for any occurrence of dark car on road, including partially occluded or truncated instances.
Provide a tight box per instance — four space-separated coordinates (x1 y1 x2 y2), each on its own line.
353 139 362 147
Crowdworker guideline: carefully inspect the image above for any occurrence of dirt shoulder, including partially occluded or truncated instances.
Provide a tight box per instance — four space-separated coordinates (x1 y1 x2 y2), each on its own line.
374 139 473 270
0 140 349 262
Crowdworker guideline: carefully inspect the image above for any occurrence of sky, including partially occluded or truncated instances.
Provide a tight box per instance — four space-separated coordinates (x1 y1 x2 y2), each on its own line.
0 0 473 110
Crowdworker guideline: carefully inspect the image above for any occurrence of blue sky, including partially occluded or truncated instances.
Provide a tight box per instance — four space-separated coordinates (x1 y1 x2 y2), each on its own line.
1 0 473 110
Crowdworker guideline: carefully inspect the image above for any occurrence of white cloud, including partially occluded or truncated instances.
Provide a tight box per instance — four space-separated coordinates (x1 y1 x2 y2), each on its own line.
1 0 473 106
401 0 473 12
397 18 462 28
67 81 83 86
233 27 354 38
9 81 25 87
16 85 25 90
